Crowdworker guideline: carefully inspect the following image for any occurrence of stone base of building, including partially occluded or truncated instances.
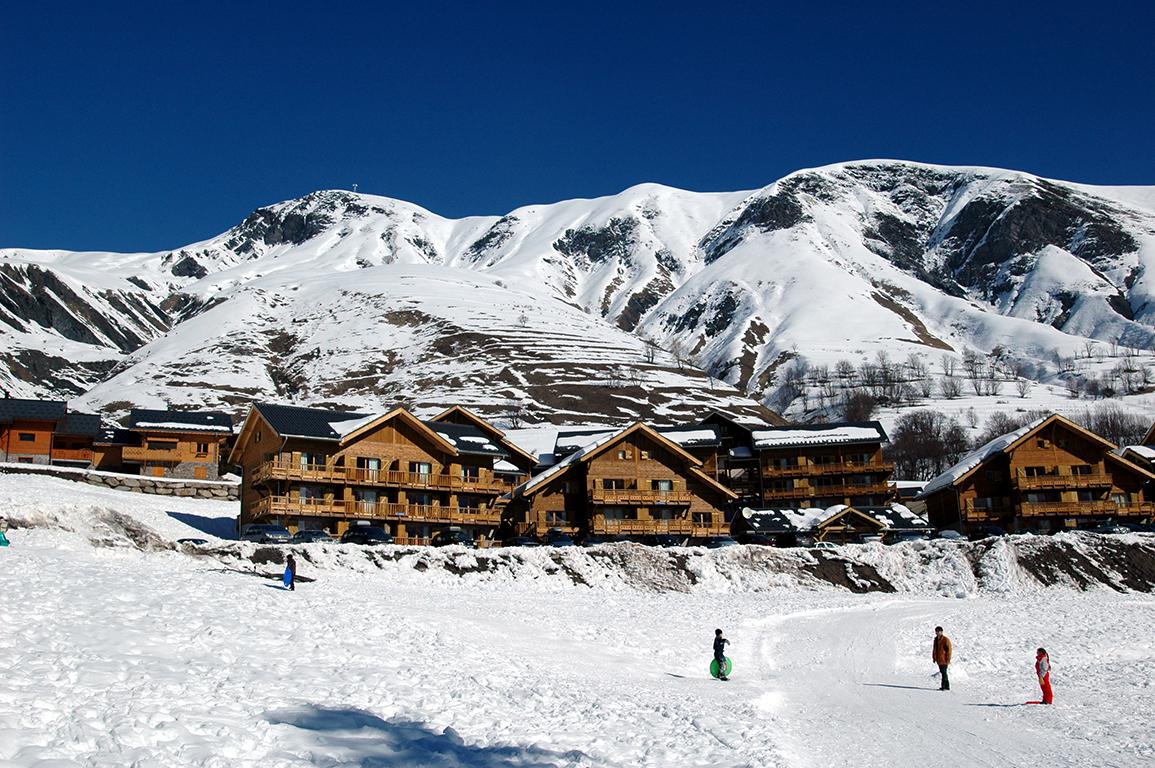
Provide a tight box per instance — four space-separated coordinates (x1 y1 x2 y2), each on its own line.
0 462 238 501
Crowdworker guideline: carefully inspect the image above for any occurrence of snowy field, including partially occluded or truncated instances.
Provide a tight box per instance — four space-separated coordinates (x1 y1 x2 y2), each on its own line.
1 476 1154 767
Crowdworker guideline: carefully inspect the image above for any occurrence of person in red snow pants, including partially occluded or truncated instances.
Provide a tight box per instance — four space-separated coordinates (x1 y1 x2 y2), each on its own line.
1035 648 1053 704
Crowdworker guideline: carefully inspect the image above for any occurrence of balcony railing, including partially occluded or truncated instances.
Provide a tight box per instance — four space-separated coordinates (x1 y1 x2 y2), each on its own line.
762 461 895 478
253 495 503 525
762 487 814 500
1013 469 1114 490
121 446 180 463
251 459 513 493
50 448 93 463
591 517 724 536
1017 500 1155 518
589 488 693 505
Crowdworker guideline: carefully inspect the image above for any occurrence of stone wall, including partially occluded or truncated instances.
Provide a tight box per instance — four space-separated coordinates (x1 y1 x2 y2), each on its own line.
0 463 239 501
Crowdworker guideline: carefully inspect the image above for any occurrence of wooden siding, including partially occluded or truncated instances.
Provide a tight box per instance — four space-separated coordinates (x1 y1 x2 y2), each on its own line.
758 443 894 507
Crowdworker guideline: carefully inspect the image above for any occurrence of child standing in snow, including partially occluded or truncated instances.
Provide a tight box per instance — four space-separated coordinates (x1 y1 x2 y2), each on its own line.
285 554 296 591
932 626 952 691
713 628 730 681
1035 648 1053 704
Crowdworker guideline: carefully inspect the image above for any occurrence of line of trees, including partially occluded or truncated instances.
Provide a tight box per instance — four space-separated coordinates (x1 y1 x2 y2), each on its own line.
887 403 1150 480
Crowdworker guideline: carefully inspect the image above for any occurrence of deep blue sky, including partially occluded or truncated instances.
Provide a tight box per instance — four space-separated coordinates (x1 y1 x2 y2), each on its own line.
3 1 1153 252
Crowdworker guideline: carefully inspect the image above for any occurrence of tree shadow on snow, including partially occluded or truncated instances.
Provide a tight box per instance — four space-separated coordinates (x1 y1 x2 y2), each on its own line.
265 705 591 767
166 511 238 538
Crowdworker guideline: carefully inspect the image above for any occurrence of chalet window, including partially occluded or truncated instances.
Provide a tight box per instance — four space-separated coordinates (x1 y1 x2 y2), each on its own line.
558 481 571 494
461 465 480 480
768 457 797 469
299 485 323 501
1072 464 1093 475
617 449 633 460
651 479 674 492
985 470 1001 481
354 489 379 504
640 450 651 460
409 461 432 477
603 506 636 520
256 430 262 442
1024 466 1047 477
409 491 433 506
357 457 381 477
603 478 626 490
300 452 325 469
1076 490 1097 502
1036 439 1050 448
147 440 177 451
973 497 993 510
18 432 35 442
546 511 568 525
1112 492 1130 506
196 442 209 455
458 494 482 510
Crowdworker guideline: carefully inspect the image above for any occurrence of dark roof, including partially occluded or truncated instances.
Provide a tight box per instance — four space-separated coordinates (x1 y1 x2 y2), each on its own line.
699 412 771 431
0 398 68 423
96 427 140 446
657 425 722 448
58 412 103 437
850 505 931 531
254 403 371 440
425 421 509 458
127 408 234 434
751 420 889 449
733 509 799 534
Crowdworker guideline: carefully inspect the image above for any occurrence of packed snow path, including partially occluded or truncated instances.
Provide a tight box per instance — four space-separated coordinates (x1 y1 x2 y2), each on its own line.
1 532 1153 767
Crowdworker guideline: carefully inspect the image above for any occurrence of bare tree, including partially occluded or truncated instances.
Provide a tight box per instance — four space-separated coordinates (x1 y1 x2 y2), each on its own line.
940 354 957 378
889 410 971 480
842 391 878 421
940 375 962 399
1015 377 1032 398
835 359 856 386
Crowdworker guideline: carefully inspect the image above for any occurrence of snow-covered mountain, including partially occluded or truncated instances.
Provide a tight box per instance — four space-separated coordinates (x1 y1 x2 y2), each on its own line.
4 160 1155 425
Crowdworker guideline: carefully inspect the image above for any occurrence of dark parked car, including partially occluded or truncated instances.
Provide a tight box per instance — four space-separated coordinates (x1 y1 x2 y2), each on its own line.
967 525 1006 540
341 526 395 545
542 528 577 547
1083 522 1131 535
239 524 292 543
691 535 739 548
736 533 776 546
431 527 476 547
640 533 687 547
501 536 542 547
292 529 335 543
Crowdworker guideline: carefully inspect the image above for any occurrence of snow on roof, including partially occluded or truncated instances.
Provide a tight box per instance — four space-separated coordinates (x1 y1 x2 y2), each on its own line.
329 413 382 439
751 424 884 449
133 421 233 433
514 427 628 496
920 416 1048 496
493 459 522 473
659 428 719 447
864 503 930 530
1119 445 1155 460
741 506 837 532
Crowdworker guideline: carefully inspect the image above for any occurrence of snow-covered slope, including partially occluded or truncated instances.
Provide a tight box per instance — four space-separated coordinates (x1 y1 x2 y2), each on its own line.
4 161 1155 426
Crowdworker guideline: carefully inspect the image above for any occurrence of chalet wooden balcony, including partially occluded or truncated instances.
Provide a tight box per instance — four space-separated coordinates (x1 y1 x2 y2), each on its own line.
590 517 724 536
762 487 814 500
251 459 513 494
50 449 93 463
121 445 180 463
1017 500 1155 518
589 488 693 505
1013 470 1114 490
254 495 503 525
762 461 894 478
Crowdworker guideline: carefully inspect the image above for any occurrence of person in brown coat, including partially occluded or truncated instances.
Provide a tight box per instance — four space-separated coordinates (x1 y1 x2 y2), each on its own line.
933 626 953 691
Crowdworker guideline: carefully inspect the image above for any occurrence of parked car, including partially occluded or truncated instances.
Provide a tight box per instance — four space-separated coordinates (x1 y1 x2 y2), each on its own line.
1128 522 1155 533
292 529 334 543
177 537 209 546
859 534 884 544
340 526 395 545
431 527 476 548
640 533 687 547
542 528 577 547
239 524 292 544
1084 522 1131 535
968 524 1007 540
812 541 839 551
501 536 542 547
934 529 966 541
698 535 740 548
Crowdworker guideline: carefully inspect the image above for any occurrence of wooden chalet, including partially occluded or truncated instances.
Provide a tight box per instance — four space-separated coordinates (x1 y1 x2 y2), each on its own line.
119 409 233 480
692 412 777 506
428 406 537 484
231 402 521 544
920 413 1155 534
0 398 103 467
504 422 737 540
750 422 894 509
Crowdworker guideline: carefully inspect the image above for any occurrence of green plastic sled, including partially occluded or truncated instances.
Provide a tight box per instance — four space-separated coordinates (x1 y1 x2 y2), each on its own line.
709 657 733 678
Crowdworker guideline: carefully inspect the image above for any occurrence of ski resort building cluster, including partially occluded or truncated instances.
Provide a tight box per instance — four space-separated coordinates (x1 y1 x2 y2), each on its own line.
4 395 1155 545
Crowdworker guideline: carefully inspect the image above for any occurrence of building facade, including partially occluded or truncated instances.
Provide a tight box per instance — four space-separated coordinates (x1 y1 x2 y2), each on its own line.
0 398 102 466
504 423 737 540
921 414 1155 533
232 402 521 544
